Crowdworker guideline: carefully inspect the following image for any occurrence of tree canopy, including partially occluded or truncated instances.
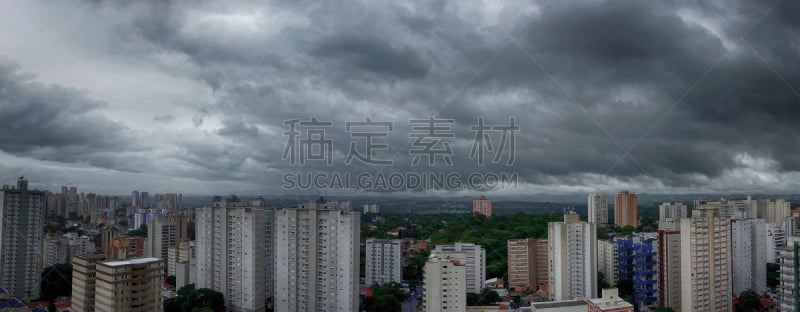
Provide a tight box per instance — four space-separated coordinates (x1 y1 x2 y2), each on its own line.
165 284 226 312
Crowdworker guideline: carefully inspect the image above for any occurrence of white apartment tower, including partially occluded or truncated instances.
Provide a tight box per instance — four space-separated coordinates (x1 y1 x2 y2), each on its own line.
365 239 402 286
588 193 609 226
597 239 618 287
145 214 178 262
0 177 45 301
274 198 360 312
423 254 467 312
432 242 486 294
731 218 767 296
779 237 800 312
196 197 270 312
659 202 688 223
680 207 732 312
548 212 597 301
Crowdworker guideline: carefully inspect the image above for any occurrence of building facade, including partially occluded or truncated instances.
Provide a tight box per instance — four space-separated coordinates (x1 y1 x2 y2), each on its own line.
615 191 638 227
657 223 681 311
423 254 467 312
659 202 688 223
548 213 597 301
94 258 163 312
274 198 359 312
167 240 196 277
71 253 106 312
365 239 402 286
196 198 270 312
616 233 659 310
0 177 45 301
472 195 492 217
432 242 486 294
598 240 618 288
680 207 732 312
588 193 609 226
731 218 767 296
145 214 178 262
779 238 799 312
507 238 548 290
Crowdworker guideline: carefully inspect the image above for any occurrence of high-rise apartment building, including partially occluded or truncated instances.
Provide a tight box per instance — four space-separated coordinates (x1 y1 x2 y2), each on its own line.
131 191 140 208
196 197 270 312
472 195 492 217
657 221 681 311
0 177 45 301
588 193 609 226
615 191 638 227
616 233 658 310
731 218 767 296
659 202 688 223
71 253 106 312
274 198 359 312
779 237 800 312
94 258 163 312
432 243 486 294
507 239 531 290
680 207 732 312
597 240 618 288
758 198 791 226
145 214 178 262
43 232 95 267
365 239 402 286
548 212 597 301
422 254 467 312
167 240 196 277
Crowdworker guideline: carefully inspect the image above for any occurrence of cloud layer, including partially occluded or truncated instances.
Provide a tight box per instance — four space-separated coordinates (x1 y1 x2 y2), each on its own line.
0 0 798 195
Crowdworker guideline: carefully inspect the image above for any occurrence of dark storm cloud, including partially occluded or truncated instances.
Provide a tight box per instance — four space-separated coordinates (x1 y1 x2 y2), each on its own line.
0 58 132 157
1 0 798 194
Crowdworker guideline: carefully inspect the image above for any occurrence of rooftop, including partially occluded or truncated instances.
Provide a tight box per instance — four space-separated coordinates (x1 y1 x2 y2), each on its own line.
102 257 161 267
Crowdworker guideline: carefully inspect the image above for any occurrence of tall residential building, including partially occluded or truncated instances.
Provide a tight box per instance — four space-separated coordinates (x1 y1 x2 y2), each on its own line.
507 238 548 290
597 240 618 287
588 193 609 226
274 198 359 312
659 202 688 223
680 207 732 312
657 221 681 311
731 218 767 296
167 240 196 277
365 239 402 286
196 198 270 312
507 239 531 290
363 204 380 214
759 198 791 226
140 192 150 208
423 254 467 312
95 258 164 312
131 191 140 207
548 212 597 301
767 224 786 264
43 232 95 267
432 243 486 294
779 237 800 312
145 214 178 262
0 177 45 301
71 253 106 312
616 233 659 310
472 195 492 217
614 191 638 227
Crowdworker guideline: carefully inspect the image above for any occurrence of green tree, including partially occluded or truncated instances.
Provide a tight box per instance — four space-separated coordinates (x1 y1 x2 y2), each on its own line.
767 263 779 287
40 264 72 301
737 289 762 312
166 284 226 312
361 282 408 312
128 224 148 237
467 288 501 306
654 307 675 312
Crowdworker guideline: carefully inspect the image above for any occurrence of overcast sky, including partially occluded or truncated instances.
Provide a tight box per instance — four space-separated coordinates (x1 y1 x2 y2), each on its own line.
0 0 798 196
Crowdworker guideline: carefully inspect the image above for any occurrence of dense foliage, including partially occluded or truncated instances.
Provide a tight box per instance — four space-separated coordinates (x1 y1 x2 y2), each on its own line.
467 288 501 306
360 282 409 312
40 264 72 301
165 284 226 312
128 224 148 237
